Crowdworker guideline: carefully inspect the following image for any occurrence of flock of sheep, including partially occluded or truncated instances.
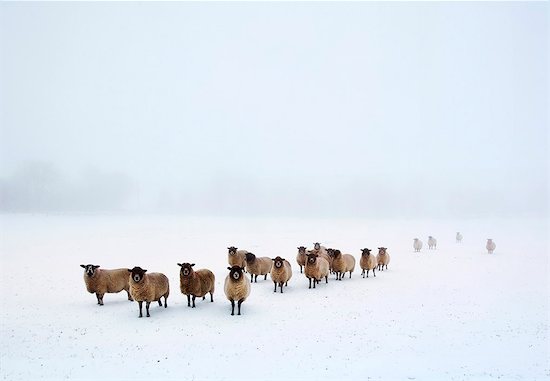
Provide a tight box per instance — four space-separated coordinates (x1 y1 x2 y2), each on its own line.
80 232 497 317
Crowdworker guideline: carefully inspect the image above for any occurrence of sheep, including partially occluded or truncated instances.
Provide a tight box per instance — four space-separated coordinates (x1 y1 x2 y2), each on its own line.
224 265 251 316
128 266 169 318
296 246 307 273
428 236 437 250
177 262 215 308
228 246 247 270
304 253 329 289
376 247 391 271
312 242 328 256
456 232 463 243
80 264 133 305
245 252 273 282
486 239 496 254
359 248 377 278
270 256 292 293
331 250 356 280
413 238 423 252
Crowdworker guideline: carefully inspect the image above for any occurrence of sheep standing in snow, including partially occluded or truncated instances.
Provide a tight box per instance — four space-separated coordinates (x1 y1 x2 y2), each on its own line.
331 250 356 280
359 248 377 278
80 264 133 305
177 263 215 308
304 253 329 289
428 236 437 250
224 266 251 316
296 246 307 273
486 239 496 254
270 256 292 293
456 232 463 243
413 238 423 252
245 252 273 282
227 246 247 270
128 266 170 318
376 247 391 271
312 242 327 255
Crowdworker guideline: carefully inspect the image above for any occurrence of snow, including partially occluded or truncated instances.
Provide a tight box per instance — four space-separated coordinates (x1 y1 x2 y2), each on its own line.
0 214 548 380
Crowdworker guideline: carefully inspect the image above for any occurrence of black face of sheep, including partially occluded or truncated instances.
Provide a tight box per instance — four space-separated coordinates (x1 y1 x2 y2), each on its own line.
327 248 335 257
332 250 342 259
228 246 237 255
361 249 371 257
227 266 244 281
80 264 100 277
314 242 321 250
306 253 318 264
378 247 387 255
273 256 285 268
128 267 147 283
245 252 256 263
178 263 195 277
297 246 306 254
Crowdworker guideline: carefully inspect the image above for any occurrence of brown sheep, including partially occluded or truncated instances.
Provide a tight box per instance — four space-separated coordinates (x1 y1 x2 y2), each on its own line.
332 250 356 280
228 246 247 269
377 247 391 271
304 253 329 289
128 266 169 318
177 262 215 308
80 264 132 305
270 256 292 293
359 248 377 278
245 252 273 282
296 246 307 273
224 266 251 316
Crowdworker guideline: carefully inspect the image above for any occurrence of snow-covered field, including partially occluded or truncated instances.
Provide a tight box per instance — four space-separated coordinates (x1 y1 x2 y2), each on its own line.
0 214 548 380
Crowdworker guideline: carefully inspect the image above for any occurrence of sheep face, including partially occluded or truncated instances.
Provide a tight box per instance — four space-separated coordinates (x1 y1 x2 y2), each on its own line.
128 267 147 283
227 266 245 281
327 248 335 257
177 263 195 277
314 242 321 250
273 256 286 268
297 246 306 254
228 246 238 255
80 264 100 277
306 253 319 264
245 252 256 263
378 247 387 255
332 250 342 259
361 249 371 257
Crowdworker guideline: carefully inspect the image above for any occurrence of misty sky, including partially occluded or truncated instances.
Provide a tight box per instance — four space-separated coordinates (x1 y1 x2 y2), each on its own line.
0 2 548 217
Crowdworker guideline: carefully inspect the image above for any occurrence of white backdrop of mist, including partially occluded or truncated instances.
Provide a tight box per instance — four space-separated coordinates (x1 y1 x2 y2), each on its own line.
0 2 547 218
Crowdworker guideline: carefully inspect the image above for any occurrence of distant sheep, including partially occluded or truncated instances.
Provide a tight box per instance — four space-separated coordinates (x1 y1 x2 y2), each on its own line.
128 266 169 318
359 249 377 278
245 252 273 282
304 253 329 289
224 265 251 316
428 236 437 250
177 263 215 308
376 247 391 271
270 256 292 293
312 242 328 256
456 232 463 243
331 250 355 280
80 264 132 305
228 246 247 269
413 238 423 252
296 246 307 273
486 239 496 254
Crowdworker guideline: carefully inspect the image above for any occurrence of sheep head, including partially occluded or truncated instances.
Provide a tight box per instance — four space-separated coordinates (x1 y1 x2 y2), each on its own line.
361 248 371 257
80 264 100 277
306 253 319 264
378 247 387 255
228 246 238 255
129 266 147 283
227 265 245 281
313 242 321 250
273 256 286 268
332 250 342 259
245 252 256 263
177 262 195 277
297 246 307 254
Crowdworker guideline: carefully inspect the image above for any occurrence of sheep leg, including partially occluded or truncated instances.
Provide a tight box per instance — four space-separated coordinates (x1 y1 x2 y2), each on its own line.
373 268 376 277
264 274 268 280
273 281 277 293
361 269 365 278
299 265 302 273
126 290 133 301
138 301 143 318
187 294 191 307
158 299 162 306
366 269 369 278
202 296 206 300
164 295 168 308
308 278 312 289
96 293 104 305
349 271 352 279
210 292 214 302
230 300 235 316
237 299 244 315
385 264 388 270
325 275 328 284
146 301 151 317
279 282 284 293
192 296 196 308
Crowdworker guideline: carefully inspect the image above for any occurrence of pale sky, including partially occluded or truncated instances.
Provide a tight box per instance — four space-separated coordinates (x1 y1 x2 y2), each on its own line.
0 2 547 217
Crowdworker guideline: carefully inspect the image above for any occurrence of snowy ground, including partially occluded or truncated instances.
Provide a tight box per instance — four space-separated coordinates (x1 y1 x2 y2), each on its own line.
0 214 548 380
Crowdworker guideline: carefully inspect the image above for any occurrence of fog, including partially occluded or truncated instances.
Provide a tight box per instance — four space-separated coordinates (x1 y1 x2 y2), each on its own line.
0 2 547 218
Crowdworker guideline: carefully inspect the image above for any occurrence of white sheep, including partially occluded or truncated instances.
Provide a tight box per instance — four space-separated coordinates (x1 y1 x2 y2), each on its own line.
128 266 170 318
456 232 463 243
245 252 273 282
224 265 251 315
413 238 423 252
359 248 377 278
304 253 329 289
486 239 496 254
177 263 215 308
376 247 391 271
80 264 133 305
270 256 292 293
428 236 437 250
331 250 356 280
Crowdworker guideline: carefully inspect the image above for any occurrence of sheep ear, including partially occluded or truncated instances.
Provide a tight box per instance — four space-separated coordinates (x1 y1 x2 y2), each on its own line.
143 269 147 273
272 258 275 261
227 267 232 271
241 267 246 271
177 263 182 267
191 264 195 267
128 269 132 272
94 265 100 269
80 264 86 268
